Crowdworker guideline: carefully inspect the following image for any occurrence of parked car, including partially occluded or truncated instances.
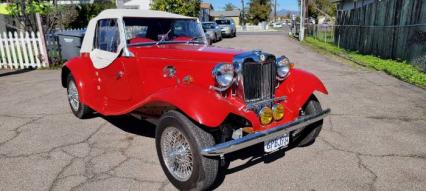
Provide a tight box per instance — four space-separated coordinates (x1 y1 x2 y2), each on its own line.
202 22 222 42
205 32 213 45
61 9 330 190
272 22 283 28
215 19 236 37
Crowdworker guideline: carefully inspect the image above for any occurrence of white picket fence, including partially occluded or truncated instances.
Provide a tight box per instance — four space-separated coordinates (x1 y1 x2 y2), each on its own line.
0 31 47 69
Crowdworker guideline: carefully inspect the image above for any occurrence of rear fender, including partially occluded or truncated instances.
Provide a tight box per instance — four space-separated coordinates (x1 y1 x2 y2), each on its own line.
61 57 99 110
276 68 328 118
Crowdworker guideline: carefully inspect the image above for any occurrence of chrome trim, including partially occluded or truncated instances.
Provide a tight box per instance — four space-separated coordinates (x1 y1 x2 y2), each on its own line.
211 63 234 90
200 108 331 156
209 85 231 92
244 95 286 111
232 50 276 102
276 56 290 79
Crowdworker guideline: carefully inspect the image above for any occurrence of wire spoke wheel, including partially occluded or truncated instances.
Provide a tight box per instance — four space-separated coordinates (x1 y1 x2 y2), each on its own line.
67 80 80 112
160 126 193 182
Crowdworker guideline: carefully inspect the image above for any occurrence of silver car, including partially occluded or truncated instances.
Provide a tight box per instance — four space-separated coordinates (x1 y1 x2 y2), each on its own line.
215 19 236 37
202 22 222 42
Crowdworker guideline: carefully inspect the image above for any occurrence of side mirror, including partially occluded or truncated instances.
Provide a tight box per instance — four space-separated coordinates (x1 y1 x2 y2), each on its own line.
122 46 134 58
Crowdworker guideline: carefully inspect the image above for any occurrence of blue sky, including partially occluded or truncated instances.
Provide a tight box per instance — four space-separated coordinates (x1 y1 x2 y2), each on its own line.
203 0 299 11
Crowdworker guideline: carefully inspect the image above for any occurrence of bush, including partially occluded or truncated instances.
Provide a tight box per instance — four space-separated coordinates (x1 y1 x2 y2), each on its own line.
304 37 426 88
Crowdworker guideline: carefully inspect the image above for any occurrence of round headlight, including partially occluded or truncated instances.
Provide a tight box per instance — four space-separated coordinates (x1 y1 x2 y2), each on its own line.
272 104 284 121
259 106 273 125
212 63 234 87
276 56 290 79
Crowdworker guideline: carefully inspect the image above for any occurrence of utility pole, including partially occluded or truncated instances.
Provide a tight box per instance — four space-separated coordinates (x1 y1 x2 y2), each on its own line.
299 0 305 41
274 0 277 22
241 0 245 29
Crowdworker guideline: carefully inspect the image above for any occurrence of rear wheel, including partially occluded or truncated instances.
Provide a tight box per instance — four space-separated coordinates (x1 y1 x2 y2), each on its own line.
156 111 219 190
293 95 323 147
66 74 92 119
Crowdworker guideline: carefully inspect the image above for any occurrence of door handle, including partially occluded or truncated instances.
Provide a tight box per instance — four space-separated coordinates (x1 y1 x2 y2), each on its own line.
115 71 124 79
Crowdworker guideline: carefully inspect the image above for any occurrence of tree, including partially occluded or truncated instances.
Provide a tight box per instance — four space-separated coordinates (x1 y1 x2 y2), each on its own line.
68 1 116 28
307 0 336 19
247 0 271 25
224 3 235 11
151 0 201 17
6 0 49 32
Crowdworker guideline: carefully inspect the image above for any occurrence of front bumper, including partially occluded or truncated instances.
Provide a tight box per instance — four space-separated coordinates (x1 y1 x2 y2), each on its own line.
221 28 232 35
201 108 331 156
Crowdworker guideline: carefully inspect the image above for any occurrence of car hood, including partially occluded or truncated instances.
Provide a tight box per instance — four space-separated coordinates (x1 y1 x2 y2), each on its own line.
129 44 244 63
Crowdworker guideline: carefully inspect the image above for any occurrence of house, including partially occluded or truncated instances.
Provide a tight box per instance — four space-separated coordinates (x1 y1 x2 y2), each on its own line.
210 10 241 25
123 0 152 9
199 2 213 22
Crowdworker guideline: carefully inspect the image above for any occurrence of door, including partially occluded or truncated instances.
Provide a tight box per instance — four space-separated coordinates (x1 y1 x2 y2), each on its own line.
90 18 133 110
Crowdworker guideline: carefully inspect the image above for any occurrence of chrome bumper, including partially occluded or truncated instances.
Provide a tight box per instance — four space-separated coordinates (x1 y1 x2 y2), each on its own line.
201 108 331 156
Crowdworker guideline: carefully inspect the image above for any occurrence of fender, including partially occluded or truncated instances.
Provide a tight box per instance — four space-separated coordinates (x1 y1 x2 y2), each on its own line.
61 56 102 111
129 84 258 128
276 68 328 118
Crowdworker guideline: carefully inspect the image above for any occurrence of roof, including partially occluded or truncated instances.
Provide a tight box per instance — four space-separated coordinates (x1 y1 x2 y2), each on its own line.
210 10 240 17
123 0 151 9
200 2 213 10
96 9 195 19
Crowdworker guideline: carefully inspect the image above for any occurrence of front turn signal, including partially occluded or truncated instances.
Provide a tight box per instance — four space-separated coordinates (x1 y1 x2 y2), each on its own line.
259 107 273 125
272 104 284 121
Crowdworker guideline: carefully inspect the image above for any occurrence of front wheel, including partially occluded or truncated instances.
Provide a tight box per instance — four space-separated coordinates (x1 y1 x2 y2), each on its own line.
293 95 323 147
156 111 219 190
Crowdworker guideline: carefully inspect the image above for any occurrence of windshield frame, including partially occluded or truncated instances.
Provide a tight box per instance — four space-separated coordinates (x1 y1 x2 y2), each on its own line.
123 17 208 47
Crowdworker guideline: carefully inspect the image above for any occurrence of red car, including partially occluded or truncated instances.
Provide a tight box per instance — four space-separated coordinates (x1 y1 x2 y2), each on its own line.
62 9 330 190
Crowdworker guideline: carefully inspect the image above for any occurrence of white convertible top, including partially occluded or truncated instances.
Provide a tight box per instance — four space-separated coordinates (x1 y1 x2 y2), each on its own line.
96 9 195 20
80 9 195 54
81 9 197 69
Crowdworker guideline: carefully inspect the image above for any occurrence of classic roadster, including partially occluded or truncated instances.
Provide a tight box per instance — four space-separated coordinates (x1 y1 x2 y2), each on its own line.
62 9 330 190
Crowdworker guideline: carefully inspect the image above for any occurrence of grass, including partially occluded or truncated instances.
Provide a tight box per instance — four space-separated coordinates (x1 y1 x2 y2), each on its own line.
304 37 426 89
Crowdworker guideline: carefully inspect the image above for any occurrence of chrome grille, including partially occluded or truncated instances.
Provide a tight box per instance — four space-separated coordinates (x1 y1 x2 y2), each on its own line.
242 60 276 103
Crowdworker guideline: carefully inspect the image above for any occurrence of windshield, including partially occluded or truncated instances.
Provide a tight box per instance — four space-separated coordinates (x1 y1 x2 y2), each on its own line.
215 20 230 25
202 23 216 29
124 18 206 46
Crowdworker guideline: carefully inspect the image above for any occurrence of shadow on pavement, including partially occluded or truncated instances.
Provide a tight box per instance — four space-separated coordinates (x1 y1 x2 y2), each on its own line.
101 115 310 190
103 115 156 138
209 142 300 190
0 68 36 77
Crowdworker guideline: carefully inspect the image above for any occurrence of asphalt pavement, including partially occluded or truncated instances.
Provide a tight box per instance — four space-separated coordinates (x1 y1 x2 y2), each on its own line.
0 32 425 191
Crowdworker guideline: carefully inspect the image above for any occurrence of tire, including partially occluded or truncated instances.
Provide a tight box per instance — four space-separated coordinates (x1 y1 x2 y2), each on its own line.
156 110 219 190
233 31 237 37
293 95 323 147
66 74 92 119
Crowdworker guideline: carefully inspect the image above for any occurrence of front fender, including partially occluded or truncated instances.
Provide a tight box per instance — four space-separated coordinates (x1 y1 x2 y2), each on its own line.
135 85 257 128
276 68 328 118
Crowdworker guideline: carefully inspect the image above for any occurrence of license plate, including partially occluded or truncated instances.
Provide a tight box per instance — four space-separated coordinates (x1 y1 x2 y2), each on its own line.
264 134 289 153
